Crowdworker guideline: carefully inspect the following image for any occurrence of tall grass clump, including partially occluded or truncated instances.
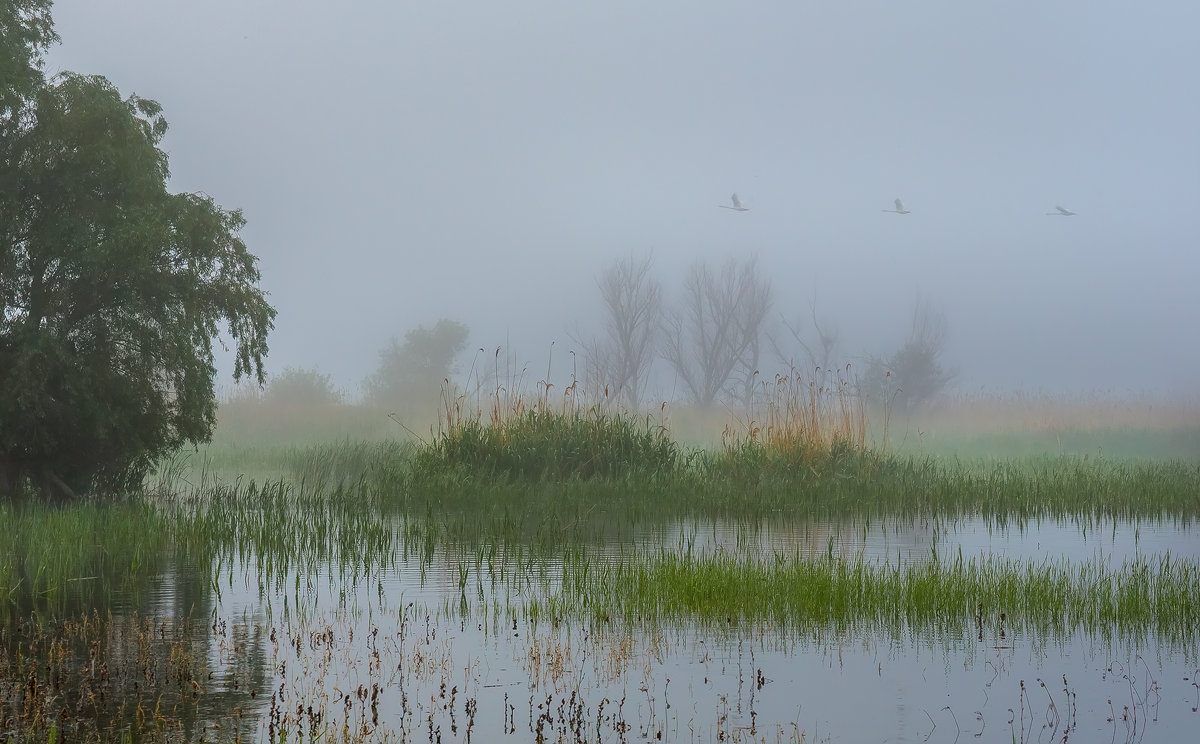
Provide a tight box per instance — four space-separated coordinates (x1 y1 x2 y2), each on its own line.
1 498 168 622
712 366 876 478
411 382 679 481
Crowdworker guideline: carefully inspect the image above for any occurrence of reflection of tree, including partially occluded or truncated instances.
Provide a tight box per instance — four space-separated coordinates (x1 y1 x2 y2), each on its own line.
155 557 273 740
1 551 272 741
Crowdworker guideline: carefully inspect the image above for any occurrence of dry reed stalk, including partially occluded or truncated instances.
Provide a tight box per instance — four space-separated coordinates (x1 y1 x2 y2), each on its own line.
725 365 870 464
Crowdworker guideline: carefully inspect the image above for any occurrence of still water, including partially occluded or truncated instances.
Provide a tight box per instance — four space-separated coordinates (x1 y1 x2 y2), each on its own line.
5 515 1198 742
176 515 1199 742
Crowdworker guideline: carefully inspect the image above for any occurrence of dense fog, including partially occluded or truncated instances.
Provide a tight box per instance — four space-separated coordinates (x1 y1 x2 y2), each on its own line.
45 1 1200 401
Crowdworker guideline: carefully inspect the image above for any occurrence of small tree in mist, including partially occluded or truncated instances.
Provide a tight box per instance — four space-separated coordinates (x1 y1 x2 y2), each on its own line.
662 256 772 408
575 255 662 409
263 367 343 407
863 297 955 415
365 319 469 413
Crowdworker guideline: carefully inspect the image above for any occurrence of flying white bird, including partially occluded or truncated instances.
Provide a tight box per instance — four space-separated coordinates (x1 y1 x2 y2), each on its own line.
882 198 910 214
718 193 749 211
1046 205 1077 216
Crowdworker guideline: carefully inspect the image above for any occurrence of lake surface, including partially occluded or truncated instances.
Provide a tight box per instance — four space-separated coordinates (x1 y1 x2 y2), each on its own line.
6 514 1198 742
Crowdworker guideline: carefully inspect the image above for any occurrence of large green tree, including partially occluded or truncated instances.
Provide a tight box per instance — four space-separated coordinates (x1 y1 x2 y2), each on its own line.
1 10 275 501
0 2 54 128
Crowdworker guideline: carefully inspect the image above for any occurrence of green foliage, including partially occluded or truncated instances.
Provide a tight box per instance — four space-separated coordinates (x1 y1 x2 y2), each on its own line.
0 22 275 501
364 319 468 411
0 1 55 129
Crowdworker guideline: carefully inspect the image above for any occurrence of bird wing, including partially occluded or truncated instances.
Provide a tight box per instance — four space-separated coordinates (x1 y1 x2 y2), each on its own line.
894 198 904 212
731 193 742 209
1056 205 1071 215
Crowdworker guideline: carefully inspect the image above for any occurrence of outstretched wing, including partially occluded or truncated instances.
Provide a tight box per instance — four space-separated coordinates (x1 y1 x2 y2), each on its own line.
731 193 743 209
894 198 905 212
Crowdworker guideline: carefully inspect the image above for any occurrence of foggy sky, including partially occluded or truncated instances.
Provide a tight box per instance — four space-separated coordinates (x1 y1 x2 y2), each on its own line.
44 1 1200 399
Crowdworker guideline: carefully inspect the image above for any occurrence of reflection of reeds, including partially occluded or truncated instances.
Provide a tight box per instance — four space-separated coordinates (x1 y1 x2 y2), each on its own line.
0 611 258 742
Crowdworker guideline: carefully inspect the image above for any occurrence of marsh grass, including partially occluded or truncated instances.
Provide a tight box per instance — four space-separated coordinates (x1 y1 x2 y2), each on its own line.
0 499 168 622
169 478 399 595
551 548 1200 647
411 380 679 481
392 444 1200 527
6 380 1198 742
722 365 870 468
901 426 1200 460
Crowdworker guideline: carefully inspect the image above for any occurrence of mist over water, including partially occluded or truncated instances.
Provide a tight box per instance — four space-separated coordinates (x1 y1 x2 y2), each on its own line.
44 1 1200 399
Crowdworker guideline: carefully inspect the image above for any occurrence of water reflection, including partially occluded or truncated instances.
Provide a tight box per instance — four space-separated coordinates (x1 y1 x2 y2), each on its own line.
187 581 1197 743
0 557 271 742
4 514 1198 742
647 514 1200 569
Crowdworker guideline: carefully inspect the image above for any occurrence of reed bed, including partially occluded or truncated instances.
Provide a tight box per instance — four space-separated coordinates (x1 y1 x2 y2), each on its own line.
5 437 1199 626
915 390 1200 435
370 384 1200 523
550 548 1200 648
169 478 399 597
411 380 679 482
391 449 1200 525
0 499 168 623
724 365 869 467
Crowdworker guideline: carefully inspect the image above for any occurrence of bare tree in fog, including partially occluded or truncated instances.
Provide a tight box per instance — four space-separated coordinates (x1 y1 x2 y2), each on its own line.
662 257 772 408
863 297 955 414
576 256 662 409
770 300 843 382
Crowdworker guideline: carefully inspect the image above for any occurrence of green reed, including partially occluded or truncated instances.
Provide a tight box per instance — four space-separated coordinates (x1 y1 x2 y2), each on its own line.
547 548 1200 648
0 499 169 622
390 446 1200 526
412 406 679 481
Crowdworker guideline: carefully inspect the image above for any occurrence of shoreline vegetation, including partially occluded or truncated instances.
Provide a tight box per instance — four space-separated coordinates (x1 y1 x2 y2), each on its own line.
5 386 1200 626
4 388 1200 741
